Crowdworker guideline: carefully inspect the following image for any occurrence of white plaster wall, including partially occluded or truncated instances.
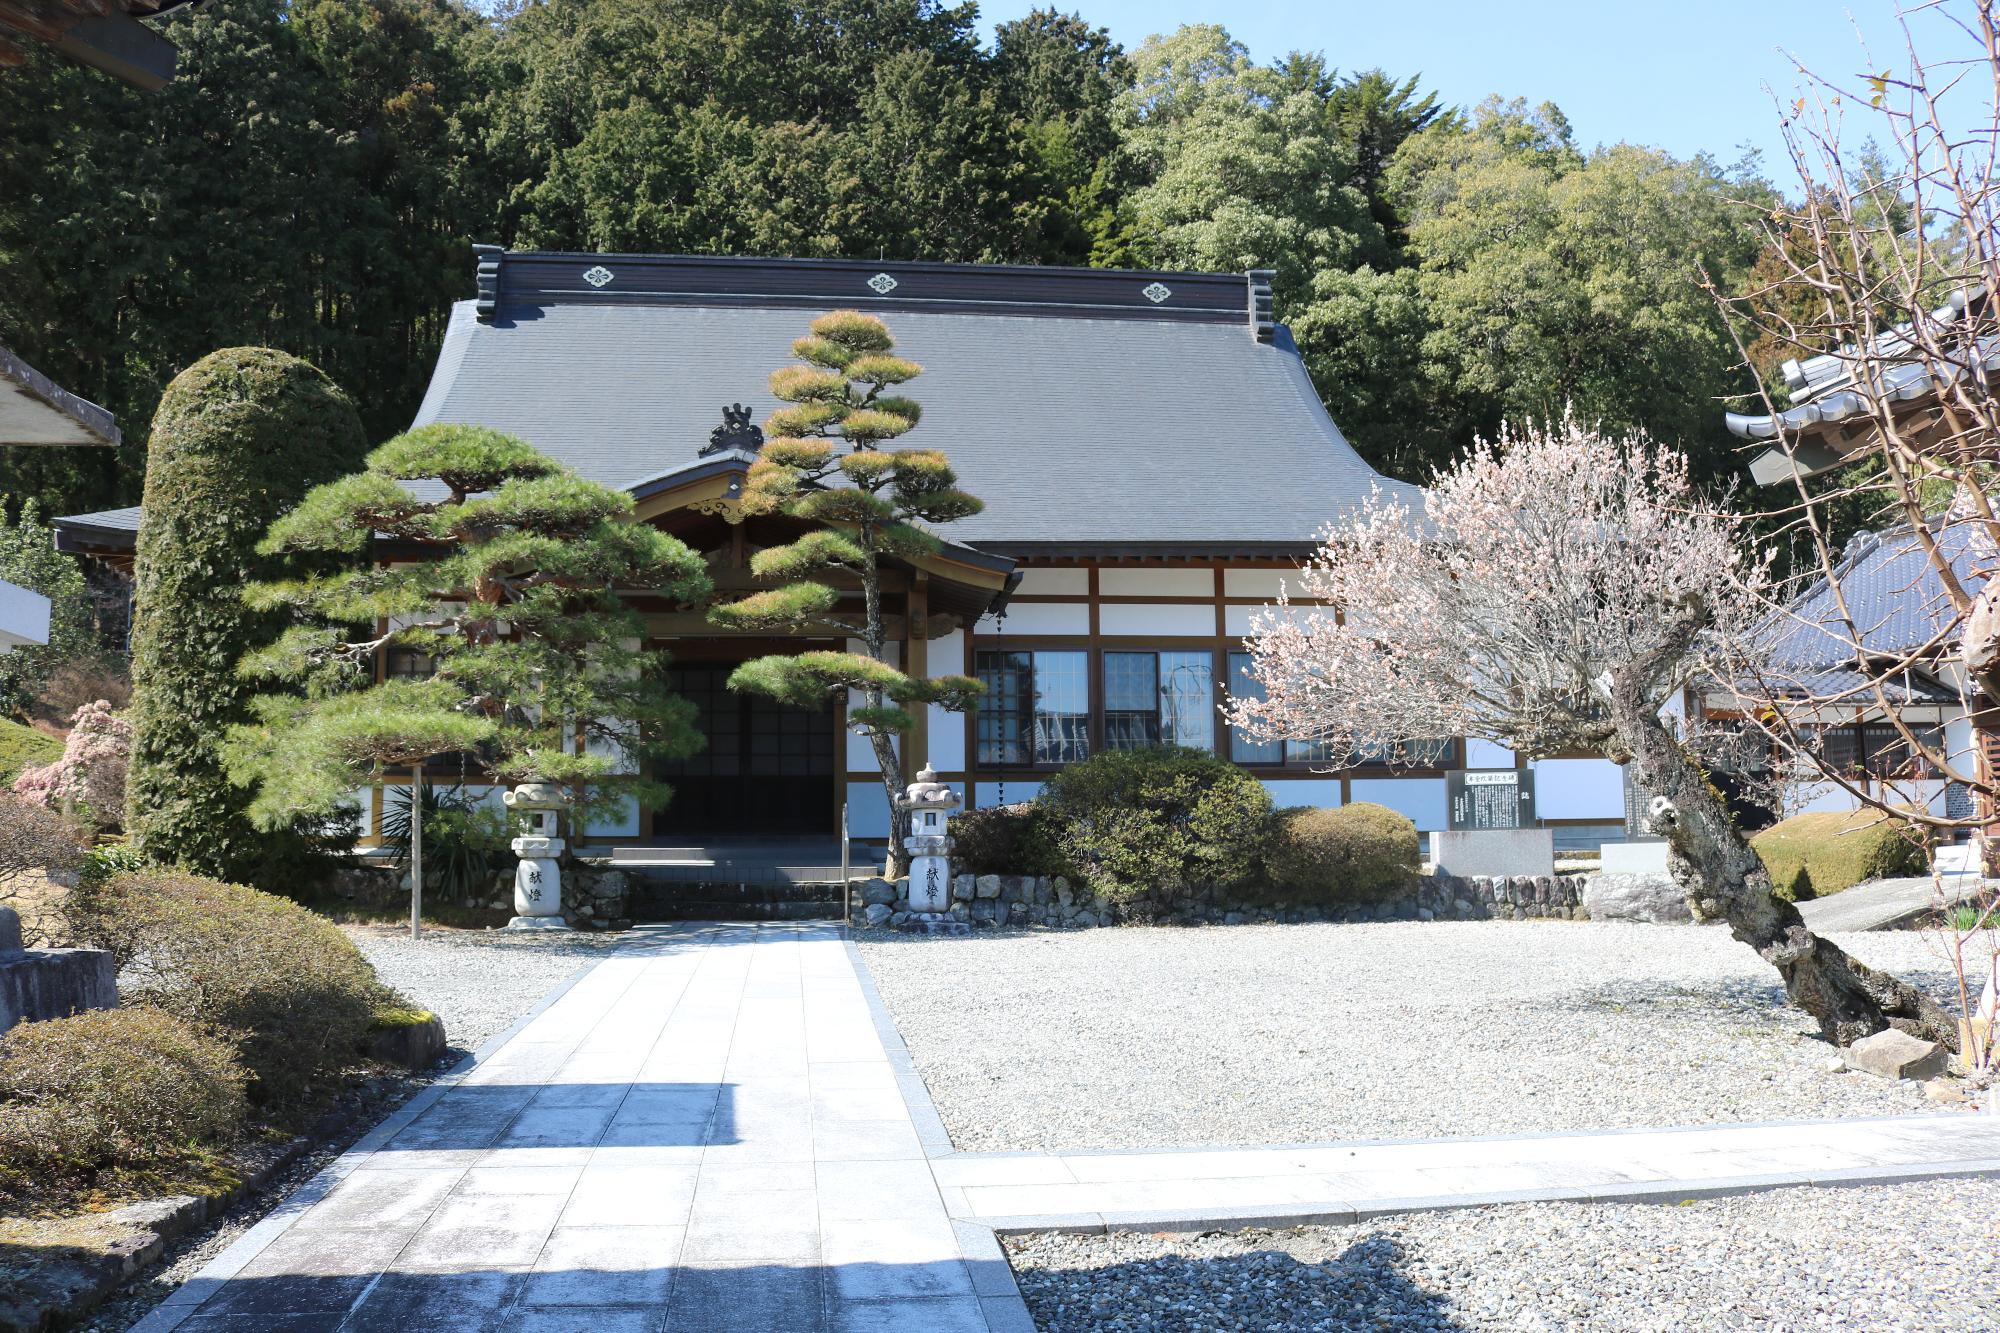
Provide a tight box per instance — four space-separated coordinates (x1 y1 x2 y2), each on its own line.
845 639 899 772
1348 777 1448 831
846 780 891 837
1465 738 1514 768
1225 604 1300 636
974 780 1043 809
1098 568 1214 598
976 602 1089 636
1099 603 1213 636
1530 758 1626 820
922 629 967 772
1223 569 1297 599
1015 568 1089 596
345 788 375 839
1259 778 1342 809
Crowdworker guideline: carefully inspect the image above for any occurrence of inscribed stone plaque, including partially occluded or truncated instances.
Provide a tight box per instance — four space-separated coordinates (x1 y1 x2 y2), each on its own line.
1447 769 1535 831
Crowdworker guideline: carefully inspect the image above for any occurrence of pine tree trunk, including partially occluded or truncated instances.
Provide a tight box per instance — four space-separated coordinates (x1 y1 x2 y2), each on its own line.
858 538 909 879
1609 678 1955 1049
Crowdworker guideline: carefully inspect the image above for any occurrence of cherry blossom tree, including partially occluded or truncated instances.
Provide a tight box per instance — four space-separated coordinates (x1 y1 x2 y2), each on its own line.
1228 418 1955 1048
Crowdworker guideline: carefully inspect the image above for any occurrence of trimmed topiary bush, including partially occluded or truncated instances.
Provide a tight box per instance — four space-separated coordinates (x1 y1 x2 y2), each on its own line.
948 801 1062 877
1037 746 1272 905
0 1005 245 1206
125 347 367 884
1261 802 1421 907
63 870 395 1116
1751 808 1927 901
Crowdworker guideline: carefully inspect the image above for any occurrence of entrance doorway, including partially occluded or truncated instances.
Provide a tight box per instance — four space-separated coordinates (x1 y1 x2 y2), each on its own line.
651 662 837 838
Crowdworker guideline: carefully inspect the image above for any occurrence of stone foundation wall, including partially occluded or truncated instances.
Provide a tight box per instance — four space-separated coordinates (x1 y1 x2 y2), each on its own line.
853 870 1591 929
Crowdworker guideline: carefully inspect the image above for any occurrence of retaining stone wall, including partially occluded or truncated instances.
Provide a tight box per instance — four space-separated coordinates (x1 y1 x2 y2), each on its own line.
853 870 1590 929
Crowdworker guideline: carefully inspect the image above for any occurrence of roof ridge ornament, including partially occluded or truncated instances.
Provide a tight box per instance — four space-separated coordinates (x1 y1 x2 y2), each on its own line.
1141 281 1171 304
702 403 765 457
867 272 899 295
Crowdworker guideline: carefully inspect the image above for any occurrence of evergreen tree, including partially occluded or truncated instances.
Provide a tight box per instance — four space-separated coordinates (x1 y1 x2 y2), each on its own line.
126 348 369 882
709 311 981 876
224 425 713 846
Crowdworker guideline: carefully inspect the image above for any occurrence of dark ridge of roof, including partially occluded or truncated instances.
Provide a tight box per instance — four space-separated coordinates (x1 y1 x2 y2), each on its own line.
473 248 1276 334
417 253 1416 550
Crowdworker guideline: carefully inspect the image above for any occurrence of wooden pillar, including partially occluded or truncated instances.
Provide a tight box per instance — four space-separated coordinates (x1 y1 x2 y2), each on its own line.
905 573 929 783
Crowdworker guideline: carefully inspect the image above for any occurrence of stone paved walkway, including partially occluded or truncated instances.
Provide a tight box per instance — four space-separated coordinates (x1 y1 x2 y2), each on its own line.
136 923 1030 1333
133 923 2000 1332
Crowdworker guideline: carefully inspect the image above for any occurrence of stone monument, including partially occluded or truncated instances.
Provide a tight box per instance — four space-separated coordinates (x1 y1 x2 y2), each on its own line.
0 905 117 1031
504 782 569 930
898 764 968 934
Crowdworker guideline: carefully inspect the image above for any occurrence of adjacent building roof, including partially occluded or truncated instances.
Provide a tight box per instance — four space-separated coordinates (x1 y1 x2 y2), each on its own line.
1725 291 1995 486
1750 518 1984 705
0 342 119 447
0 0 192 89
413 250 1418 554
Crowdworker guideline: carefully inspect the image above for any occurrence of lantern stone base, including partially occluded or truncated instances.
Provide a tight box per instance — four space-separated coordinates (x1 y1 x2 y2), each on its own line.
505 915 573 932
895 911 970 936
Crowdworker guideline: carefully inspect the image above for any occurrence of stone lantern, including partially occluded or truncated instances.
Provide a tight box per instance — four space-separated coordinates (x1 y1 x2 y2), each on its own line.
504 782 568 930
901 764 960 914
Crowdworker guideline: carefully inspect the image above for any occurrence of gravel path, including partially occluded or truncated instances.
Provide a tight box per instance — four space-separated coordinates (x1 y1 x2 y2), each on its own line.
858 921 1991 1151
349 924 620 1054
1004 1177 2000 1332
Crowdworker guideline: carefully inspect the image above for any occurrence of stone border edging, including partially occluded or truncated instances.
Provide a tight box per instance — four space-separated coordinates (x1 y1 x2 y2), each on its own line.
842 931 1037 1333
128 959 600 1333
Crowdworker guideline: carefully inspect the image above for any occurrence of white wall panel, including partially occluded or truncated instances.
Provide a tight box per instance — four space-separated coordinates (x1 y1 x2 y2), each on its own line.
1223 569 1298 599
1015 568 1089 596
1529 758 1625 820
1348 777 1448 831
1098 568 1214 597
976 602 1089 636
1099 602 1213 636
974 780 1043 809
1259 779 1342 809
846 781 891 836
1465 739 1514 768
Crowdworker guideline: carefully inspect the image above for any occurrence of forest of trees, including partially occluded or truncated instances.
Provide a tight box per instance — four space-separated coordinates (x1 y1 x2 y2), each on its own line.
0 0 1778 519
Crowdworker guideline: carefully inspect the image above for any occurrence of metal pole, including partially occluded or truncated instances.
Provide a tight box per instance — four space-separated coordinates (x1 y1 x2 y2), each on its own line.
410 767 424 941
840 802 851 925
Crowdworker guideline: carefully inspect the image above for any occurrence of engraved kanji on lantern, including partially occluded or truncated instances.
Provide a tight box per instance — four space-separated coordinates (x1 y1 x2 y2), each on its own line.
901 764 960 913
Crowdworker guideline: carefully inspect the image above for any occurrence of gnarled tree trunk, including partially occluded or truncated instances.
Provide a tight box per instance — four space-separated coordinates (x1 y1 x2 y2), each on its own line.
1609 674 1956 1050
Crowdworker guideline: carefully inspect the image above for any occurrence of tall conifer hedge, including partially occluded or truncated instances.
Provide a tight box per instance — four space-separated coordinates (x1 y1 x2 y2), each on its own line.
125 348 367 881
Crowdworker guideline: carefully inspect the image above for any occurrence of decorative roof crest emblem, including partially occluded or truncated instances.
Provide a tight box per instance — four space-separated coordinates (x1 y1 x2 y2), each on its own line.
867 272 899 295
582 264 615 288
1141 281 1172 304
701 403 765 457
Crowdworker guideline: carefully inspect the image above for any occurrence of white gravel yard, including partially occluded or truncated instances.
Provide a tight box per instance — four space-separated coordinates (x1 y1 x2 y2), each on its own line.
857 921 1992 1151
348 924 621 1054
1004 1177 2000 1332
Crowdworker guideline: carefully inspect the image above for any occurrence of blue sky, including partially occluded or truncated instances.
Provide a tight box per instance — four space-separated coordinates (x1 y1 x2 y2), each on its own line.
978 1 1937 178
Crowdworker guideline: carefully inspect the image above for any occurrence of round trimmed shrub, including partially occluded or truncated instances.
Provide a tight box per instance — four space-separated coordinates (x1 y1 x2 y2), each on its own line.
126 347 367 883
1261 802 1420 907
948 801 1061 877
63 870 395 1115
1037 746 1272 905
0 1005 245 1204
1751 808 1927 901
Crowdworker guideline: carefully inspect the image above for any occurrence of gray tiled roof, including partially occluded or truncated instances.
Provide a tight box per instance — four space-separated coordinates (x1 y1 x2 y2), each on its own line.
413 286 1415 550
1756 519 1983 702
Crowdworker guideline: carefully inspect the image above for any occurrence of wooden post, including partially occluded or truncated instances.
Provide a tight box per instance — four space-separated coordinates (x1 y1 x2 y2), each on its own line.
410 768 424 941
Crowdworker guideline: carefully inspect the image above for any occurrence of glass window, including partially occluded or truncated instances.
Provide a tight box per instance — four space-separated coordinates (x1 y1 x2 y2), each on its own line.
1227 651 1282 763
1105 651 1214 752
976 650 1090 765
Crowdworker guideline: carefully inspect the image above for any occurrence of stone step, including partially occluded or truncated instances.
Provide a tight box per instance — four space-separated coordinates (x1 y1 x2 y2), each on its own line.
629 879 848 923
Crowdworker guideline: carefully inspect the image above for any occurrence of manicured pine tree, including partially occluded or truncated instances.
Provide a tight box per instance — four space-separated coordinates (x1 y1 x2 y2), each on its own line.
224 424 713 924
711 311 982 877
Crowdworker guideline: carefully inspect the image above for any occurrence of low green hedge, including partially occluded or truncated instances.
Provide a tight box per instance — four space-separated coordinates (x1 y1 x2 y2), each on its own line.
1751 808 1926 901
63 870 400 1116
0 1005 245 1207
1260 802 1421 907
1037 746 1271 906
948 801 1062 877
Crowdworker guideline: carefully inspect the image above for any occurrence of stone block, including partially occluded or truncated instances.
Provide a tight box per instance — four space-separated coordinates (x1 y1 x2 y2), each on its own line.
367 1013 447 1070
953 875 976 903
862 902 892 928
1843 1028 1948 1081
0 945 117 1032
974 874 1002 899
1433 829 1555 879
1583 872 1692 924
1601 839 1672 876
861 878 898 907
